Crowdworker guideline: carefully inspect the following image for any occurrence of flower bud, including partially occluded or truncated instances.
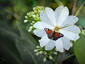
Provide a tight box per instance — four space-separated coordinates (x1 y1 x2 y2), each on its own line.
49 56 53 60
43 57 46 62
24 20 28 23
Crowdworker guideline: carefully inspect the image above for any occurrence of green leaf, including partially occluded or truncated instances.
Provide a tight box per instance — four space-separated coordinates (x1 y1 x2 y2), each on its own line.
0 22 23 64
55 0 63 6
15 22 44 64
79 16 85 28
74 34 85 64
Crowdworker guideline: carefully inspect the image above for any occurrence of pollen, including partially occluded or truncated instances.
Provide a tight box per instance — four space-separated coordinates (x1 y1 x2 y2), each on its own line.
54 26 60 32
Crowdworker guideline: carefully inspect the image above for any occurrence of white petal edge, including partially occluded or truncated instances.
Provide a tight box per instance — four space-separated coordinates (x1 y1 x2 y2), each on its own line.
33 29 46 37
45 7 57 26
45 40 55 50
61 16 79 27
55 6 69 27
59 29 80 41
39 35 50 47
62 37 70 50
33 22 54 30
55 38 64 52
62 25 81 34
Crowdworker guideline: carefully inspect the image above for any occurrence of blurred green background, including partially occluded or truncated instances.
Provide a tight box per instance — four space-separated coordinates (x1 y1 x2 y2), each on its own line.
0 0 85 64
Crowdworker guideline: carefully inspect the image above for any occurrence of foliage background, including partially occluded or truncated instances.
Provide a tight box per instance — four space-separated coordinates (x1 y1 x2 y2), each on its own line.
0 0 85 64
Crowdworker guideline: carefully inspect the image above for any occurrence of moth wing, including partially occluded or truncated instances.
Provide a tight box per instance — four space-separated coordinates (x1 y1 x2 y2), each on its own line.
44 28 53 39
53 32 63 40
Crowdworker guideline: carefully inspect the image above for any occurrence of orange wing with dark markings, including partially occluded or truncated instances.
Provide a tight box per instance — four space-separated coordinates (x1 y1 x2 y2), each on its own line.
44 28 53 39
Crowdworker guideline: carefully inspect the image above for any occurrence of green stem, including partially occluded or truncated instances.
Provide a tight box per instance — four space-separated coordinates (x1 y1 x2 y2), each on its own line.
72 0 77 15
63 54 74 61
75 1 85 16
58 52 65 64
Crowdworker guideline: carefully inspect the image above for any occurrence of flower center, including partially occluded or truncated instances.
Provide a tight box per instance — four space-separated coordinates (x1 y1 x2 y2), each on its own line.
54 26 60 32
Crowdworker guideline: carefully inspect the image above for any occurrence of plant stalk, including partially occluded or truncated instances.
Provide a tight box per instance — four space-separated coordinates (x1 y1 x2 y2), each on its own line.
72 0 77 15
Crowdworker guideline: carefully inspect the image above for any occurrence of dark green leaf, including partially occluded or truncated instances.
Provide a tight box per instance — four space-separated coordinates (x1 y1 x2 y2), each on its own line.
74 34 85 64
15 22 44 64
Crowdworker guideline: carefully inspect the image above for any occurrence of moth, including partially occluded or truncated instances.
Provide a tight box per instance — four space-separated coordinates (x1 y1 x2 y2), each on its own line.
44 28 64 40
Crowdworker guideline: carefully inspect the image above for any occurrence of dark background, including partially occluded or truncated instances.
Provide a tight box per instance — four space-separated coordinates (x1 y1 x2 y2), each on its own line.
0 0 85 64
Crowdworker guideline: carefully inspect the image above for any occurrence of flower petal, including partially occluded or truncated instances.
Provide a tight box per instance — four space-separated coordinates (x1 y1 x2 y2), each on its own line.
62 16 79 27
55 6 69 27
59 29 80 41
40 11 53 26
33 22 54 30
55 6 64 25
45 40 55 50
55 38 64 52
33 29 46 37
62 37 70 50
45 7 57 26
63 25 80 34
39 35 50 47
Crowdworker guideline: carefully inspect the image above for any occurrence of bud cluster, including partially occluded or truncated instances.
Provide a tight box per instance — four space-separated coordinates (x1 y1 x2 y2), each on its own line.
24 6 44 32
34 46 57 62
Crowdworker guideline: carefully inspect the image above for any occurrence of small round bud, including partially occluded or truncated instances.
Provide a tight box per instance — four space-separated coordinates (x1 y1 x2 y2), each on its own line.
43 57 46 62
32 15 36 18
28 26 33 32
53 52 57 55
49 56 53 60
24 20 28 23
27 13 30 16
70 42 73 47
82 30 85 35
36 52 39 56
30 23 33 25
32 21 35 24
25 16 28 18
39 51 43 54
34 49 38 52
36 46 40 48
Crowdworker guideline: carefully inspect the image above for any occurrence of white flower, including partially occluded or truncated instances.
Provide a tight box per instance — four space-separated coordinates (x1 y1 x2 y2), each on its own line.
33 6 80 52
